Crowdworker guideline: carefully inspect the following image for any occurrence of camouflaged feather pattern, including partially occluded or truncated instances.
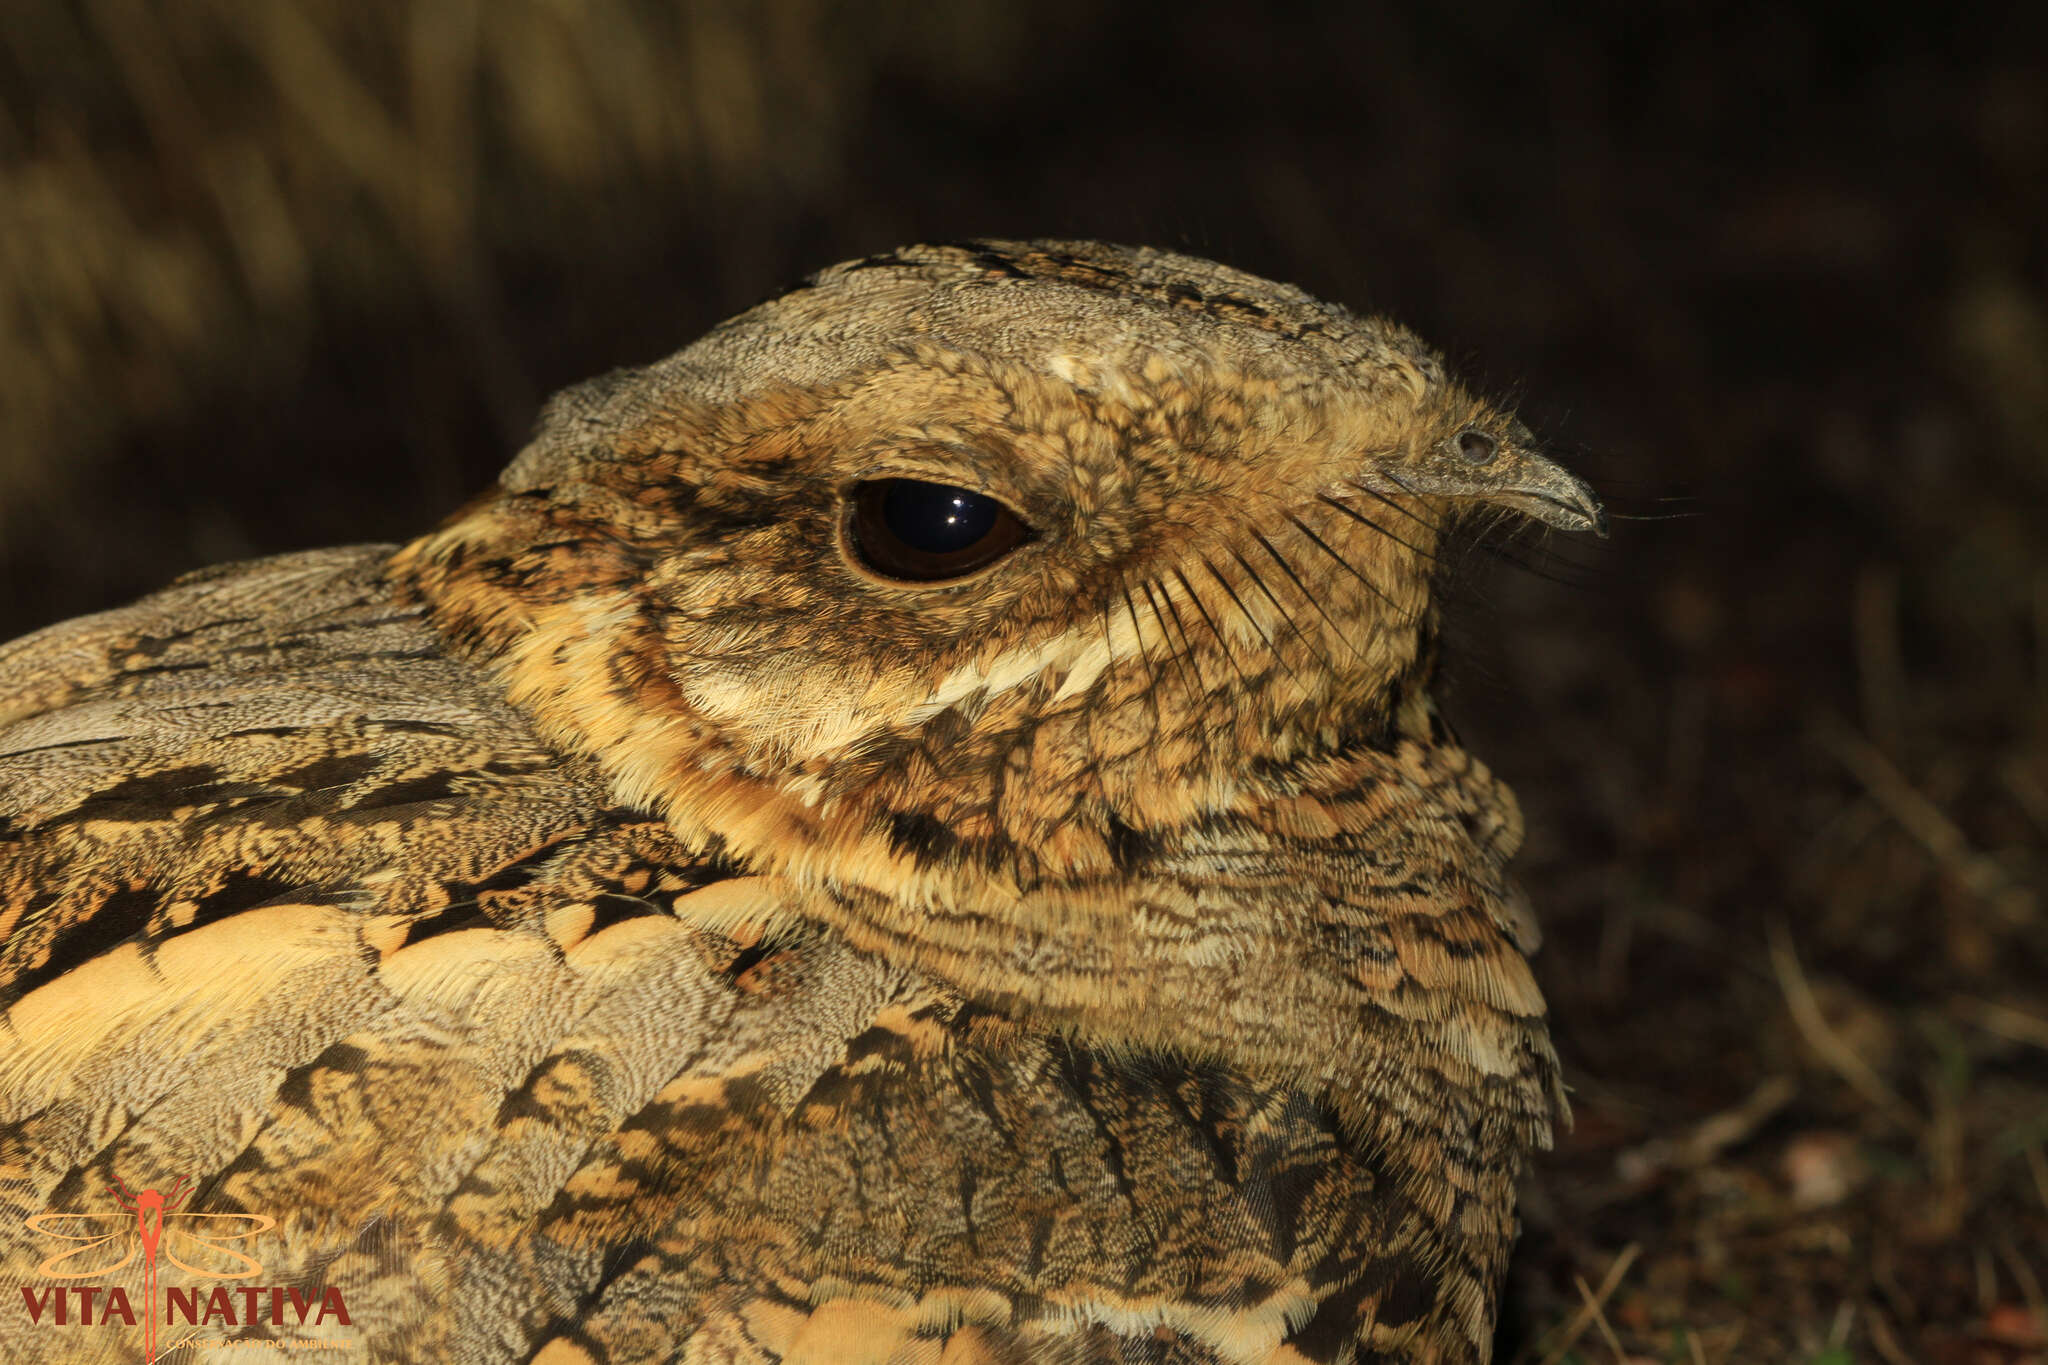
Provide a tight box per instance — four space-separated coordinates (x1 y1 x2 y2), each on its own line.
0 241 1594 1364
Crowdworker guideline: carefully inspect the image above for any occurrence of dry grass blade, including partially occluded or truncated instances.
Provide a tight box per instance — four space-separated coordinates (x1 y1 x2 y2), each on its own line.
1531 1243 1640 1365
1950 994 2048 1051
1814 713 2037 925
1866 1307 1916 1365
1614 1073 1796 1185
1828 1300 1856 1348
1766 919 1922 1133
1577 1273 1631 1362
1999 1237 2046 1328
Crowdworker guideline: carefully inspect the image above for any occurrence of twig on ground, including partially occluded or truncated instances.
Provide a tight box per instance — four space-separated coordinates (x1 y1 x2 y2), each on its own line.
2027 1144 2048 1215
1866 1307 1915 1365
1814 713 2037 925
1927 1060 1969 1241
1950 994 2048 1051
2000 1237 2046 1330
1614 1074 1797 1186
1872 1246 1922 1332
1533 1243 1641 1365
1828 1300 1856 1349
1575 1274 1629 1363
1767 920 1922 1132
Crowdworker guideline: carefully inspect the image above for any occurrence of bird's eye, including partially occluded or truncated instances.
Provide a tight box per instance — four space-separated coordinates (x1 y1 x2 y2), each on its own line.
846 479 1032 583
1456 430 1499 464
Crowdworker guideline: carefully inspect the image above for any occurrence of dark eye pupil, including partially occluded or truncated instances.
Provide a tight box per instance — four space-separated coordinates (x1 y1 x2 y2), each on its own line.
1457 430 1498 464
881 481 999 554
847 478 1031 583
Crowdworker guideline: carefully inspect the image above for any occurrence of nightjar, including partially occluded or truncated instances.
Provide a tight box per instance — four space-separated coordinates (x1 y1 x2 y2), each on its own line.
0 240 1601 1364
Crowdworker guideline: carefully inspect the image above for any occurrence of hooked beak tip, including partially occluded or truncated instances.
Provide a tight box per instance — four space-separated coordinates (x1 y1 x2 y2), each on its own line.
1510 459 1606 537
1499 478 1606 537
1370 454 1606 536
1559 487 1609 538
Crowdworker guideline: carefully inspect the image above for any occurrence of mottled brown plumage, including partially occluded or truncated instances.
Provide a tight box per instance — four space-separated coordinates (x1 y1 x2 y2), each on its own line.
0 241 1599 1363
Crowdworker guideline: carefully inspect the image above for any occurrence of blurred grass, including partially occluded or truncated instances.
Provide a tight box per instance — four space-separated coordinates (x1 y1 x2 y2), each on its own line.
0 0 1023 602
2 3 2045 1361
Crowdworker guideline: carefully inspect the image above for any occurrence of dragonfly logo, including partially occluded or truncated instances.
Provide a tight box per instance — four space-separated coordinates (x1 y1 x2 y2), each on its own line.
20 1176 351 1363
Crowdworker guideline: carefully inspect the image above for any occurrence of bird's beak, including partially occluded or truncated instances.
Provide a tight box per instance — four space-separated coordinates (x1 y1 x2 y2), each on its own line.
1487 455 1608 537
1381 449 1608 537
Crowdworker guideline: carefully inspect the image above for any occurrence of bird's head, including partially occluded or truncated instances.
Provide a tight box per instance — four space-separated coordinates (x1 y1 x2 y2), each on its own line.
391 240 1602 908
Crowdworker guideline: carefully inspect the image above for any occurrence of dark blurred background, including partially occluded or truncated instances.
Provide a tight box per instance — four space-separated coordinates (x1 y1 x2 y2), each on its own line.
2 3 2043 1359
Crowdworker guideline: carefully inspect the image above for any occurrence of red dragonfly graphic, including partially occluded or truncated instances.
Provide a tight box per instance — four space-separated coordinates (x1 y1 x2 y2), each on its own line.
25 1175 276 1364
